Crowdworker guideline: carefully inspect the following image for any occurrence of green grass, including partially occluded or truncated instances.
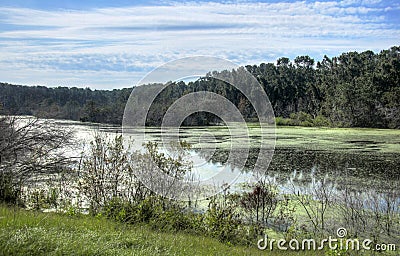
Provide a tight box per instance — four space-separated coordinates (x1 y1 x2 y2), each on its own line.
0 205 322 256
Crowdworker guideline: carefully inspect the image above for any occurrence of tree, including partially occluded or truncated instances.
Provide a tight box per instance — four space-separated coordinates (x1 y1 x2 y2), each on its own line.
277 57 290 67
0 116 73 204
1 46 399 128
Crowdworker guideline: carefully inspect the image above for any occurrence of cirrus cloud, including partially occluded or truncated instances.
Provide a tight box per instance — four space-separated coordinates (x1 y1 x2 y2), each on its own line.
0 0 398 88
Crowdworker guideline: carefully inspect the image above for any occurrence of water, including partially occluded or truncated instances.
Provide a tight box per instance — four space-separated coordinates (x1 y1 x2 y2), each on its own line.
17 117 399 241
45 118 400 198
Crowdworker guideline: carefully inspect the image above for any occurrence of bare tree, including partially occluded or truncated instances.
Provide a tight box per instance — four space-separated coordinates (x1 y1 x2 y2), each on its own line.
337 186 368 237
240 179 279 227
337 175 400 244
290 174 336 236
0 116 73 204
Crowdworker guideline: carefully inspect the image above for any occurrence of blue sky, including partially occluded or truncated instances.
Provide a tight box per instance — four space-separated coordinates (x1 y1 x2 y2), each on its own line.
0 0 399 89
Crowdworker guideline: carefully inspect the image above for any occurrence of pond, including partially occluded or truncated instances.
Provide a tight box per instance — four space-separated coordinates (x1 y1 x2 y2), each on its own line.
52 118 400 199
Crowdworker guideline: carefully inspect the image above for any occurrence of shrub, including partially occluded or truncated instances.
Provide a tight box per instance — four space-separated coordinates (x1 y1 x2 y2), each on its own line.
275 117 288 126
313 115 331 127
300 120 314 127
204 195 242 244
239 183 279 227
276 113 332 127
0 174 21 206
27 188 59 210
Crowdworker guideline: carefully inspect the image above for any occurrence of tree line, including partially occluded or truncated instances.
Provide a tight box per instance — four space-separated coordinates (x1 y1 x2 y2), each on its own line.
0 84 131 124
0 46 399 128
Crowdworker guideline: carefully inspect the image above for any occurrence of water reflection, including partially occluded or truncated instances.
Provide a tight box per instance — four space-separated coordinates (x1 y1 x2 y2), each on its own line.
51 119 399 198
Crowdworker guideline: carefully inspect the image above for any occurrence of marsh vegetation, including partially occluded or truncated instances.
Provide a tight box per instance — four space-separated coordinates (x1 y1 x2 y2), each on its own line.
1 116 399 255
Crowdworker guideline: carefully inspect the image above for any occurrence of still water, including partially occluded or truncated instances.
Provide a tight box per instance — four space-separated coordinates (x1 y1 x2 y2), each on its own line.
51 118 400 197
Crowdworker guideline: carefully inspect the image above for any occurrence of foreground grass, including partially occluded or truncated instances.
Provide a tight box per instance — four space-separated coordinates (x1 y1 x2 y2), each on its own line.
0 205 323 256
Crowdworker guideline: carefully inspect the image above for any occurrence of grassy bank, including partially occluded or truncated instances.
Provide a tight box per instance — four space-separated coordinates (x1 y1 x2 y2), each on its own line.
0 205 322 256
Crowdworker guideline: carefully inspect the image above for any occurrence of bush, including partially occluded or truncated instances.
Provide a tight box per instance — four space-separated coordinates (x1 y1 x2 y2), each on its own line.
275 113 332 127
102 194 262 246
300 120 314 127
0 174 21 206
27 188 59 210
275 117 286 126
203 195 243 244
313 115 331 127
103 196 198 232
149 204 200 232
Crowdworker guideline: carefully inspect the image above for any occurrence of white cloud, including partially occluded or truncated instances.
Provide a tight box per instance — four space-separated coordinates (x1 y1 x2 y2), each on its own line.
0 1 398 88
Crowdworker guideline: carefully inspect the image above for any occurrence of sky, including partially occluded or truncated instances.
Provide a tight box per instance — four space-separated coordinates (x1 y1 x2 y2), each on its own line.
0 0 399 89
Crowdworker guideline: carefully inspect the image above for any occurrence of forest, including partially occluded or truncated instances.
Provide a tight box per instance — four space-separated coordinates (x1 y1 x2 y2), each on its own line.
0 46 399 128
